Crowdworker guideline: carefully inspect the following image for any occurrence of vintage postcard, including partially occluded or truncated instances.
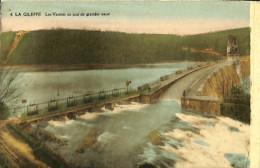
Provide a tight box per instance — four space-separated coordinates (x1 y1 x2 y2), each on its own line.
0 1 259 168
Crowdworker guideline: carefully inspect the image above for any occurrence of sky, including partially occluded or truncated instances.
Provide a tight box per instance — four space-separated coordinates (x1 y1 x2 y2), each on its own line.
1 1 250 35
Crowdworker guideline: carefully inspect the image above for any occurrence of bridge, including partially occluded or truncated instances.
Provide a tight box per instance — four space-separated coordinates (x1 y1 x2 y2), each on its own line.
17 59 230 124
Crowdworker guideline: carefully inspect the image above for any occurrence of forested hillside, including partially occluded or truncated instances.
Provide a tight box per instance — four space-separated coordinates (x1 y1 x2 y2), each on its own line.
1 31 16 62
1 27 250 65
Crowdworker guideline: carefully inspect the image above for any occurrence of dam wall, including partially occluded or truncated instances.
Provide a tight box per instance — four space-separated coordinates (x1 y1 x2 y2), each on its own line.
181 57 250 115
240 56 250 78
201 65 240 98
181 97 221 115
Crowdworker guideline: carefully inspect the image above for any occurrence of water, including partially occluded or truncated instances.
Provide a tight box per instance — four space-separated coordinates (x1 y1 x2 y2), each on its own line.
224 153 250 168
41 99 250 168
203 122 215 127
45 101 185 168
43 100 250 168
11 61 195 167
193 140 210 147
228 126 240 132
15 62 197 105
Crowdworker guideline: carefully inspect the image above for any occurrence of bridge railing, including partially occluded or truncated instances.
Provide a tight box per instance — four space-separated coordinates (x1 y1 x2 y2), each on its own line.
19 87 139 121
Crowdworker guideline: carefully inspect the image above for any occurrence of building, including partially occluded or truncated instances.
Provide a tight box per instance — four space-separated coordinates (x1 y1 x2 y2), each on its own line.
227 34 242 80
181 46 189 51
205 48 213 51
227 34 239 56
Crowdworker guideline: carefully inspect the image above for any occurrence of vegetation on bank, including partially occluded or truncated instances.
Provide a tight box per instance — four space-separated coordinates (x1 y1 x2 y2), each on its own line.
2 27 250 65
137 163 157 168
221 86 250 124
0 70 21 120
0 151 15 168
6 124 73 168
0 103 10 120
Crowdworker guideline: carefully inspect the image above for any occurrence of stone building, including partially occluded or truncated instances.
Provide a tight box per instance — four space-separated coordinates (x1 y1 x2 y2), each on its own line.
227 34 239 56
227 34 242 80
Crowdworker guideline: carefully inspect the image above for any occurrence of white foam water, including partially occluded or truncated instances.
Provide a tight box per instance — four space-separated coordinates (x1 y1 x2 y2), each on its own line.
46 102 148 128
163 113 250 168
43 100 249 168
102 102 149 114
79 112 102 120
48 117 74 127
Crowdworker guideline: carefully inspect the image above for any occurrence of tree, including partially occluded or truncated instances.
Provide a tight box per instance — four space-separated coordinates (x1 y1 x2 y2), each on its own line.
0 70 21 119
221 86 250 124
137 163 157 168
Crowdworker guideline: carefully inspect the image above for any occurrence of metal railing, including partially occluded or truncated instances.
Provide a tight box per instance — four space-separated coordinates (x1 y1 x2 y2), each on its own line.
18 88 140 121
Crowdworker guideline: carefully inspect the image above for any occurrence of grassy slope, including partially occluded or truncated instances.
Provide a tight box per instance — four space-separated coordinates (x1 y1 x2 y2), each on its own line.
1 32 16 62
6 27 250 65
6 124 72 168
0 151 15 168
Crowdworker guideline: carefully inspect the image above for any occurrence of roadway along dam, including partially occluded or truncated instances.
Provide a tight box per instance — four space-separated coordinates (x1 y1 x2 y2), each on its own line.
159 60 228 102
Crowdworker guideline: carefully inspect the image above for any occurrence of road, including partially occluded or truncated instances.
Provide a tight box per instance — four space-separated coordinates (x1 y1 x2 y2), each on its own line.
2 31 29 65
159 60 228 102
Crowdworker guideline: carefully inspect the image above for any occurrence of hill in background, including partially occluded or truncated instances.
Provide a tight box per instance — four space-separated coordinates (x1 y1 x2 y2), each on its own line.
1 32 16 63
1 27 250 65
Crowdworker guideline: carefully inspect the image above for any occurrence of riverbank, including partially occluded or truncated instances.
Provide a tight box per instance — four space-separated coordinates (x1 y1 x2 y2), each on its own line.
0 120 48 168
0 60 205 73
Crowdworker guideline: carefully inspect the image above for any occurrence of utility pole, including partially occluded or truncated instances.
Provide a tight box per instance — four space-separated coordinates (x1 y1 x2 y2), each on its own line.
126 81 131 93
57 88 60 97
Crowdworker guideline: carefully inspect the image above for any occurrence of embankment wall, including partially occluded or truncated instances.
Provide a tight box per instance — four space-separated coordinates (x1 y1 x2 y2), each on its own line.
181 98 221 115
181 57 250 115
201 65 240 98
240 56 250 78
